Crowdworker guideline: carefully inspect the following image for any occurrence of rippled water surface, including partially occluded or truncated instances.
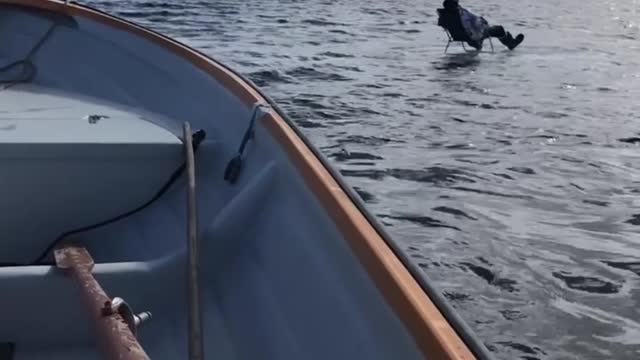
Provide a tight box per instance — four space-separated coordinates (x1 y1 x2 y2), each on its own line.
87 0 640 358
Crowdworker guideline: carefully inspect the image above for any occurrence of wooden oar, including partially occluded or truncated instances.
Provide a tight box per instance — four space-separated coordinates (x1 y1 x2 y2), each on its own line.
54 245 150 360
184 122 204 360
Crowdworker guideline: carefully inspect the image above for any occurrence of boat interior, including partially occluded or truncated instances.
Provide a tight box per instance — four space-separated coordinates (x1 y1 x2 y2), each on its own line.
0 3 427 359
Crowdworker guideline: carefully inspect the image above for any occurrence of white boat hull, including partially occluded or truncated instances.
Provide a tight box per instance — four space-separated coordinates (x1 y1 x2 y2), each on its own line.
0 2 490 359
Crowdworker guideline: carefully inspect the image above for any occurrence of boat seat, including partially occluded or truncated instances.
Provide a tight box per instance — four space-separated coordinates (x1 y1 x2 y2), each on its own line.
0 85 184 265
0 253 183 347
12 347 100 360
0 160 277 348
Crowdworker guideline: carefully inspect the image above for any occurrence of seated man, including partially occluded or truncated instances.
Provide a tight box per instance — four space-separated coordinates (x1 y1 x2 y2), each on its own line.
437 0 524 51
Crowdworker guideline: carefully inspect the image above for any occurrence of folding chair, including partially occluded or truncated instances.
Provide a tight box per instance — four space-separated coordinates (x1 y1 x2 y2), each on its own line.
438 8 494 54
443 29 494 54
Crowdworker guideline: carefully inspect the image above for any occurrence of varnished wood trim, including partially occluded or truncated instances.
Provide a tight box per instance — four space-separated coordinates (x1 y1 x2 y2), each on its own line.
3 1 477 358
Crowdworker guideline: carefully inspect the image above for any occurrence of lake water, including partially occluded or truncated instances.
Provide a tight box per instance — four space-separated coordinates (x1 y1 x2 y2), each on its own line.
87 0 640 358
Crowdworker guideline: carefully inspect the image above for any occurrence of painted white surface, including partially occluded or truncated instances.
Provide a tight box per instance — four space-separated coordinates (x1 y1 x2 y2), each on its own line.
0 86 179 145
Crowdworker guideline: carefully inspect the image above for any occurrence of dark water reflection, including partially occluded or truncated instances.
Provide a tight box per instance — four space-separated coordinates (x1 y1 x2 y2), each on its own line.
88 0 640 358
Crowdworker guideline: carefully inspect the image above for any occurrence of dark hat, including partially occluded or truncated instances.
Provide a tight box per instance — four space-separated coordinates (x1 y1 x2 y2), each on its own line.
443 0 459 9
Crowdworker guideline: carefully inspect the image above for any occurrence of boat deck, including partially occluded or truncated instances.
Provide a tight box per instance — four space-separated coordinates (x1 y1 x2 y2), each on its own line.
0 84 179 146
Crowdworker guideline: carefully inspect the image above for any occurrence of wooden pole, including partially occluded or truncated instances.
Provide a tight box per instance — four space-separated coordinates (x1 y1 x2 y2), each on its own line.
54 245 150 360
184 122 204 360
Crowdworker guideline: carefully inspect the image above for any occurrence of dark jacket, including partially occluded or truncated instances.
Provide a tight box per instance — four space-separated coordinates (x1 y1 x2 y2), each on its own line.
437 2 489 49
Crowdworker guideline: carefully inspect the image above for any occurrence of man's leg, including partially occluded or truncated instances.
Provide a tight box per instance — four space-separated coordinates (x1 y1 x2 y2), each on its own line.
486 25 524 50
487 25 507 38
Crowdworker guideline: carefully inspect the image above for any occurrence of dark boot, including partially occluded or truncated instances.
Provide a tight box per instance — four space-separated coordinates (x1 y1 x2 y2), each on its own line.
499 32 524 50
